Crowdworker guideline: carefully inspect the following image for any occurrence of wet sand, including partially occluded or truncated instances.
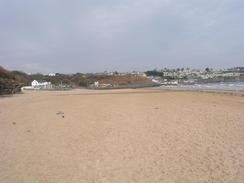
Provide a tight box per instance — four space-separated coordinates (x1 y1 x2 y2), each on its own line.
0 89 244 182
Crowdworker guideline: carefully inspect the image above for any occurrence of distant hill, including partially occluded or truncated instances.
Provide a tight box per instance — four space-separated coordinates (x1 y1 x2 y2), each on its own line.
0 66 157 93
0 66 15 79
97 75 154 86
0 66 24 95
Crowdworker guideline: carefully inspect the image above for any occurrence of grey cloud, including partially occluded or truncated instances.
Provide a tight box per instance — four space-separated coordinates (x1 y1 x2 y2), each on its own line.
0 0 243 73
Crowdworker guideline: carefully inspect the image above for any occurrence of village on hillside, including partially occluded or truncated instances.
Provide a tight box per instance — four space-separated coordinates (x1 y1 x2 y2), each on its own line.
1 65 244 94
21 67 244 90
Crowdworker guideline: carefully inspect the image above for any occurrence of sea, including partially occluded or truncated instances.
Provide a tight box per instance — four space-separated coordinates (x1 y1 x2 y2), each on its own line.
157 81 244 92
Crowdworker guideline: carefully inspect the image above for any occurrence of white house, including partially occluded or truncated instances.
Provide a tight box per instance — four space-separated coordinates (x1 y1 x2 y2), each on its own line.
31 80 52 89
48 73 56 76
94 81 99 87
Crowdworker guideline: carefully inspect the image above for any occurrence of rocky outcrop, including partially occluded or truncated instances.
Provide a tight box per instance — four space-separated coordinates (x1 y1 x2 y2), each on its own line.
0 66 23 95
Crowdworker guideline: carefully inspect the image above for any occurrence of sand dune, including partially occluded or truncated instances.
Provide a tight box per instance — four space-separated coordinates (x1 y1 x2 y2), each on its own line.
0 89 244 182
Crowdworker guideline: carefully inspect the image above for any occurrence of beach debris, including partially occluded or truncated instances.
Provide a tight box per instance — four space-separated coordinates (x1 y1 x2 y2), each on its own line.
12 122 16 125
154 107 159 110
26 130 31 133
56 111 65 118
56 111 64 115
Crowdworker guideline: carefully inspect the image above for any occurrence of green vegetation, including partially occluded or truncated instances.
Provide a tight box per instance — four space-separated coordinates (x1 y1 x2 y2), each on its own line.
145 70 164 77
1 66 154 91
0 66 23 94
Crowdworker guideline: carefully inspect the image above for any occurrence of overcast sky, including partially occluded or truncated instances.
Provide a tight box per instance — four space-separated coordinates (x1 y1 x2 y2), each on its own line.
0 0 243 73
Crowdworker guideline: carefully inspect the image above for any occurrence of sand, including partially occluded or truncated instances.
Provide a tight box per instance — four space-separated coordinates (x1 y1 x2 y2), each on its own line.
0 89 244 183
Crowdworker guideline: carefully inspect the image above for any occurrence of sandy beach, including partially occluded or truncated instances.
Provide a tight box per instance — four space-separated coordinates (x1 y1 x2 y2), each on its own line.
0 89 244 183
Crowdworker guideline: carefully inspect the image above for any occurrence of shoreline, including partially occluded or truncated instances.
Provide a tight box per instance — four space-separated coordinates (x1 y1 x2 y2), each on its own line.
145 87 244 96
3 87 244 98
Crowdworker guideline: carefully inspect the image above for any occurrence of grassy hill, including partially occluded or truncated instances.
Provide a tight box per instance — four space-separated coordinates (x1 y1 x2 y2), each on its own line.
0 66 156 93
98 75 149 85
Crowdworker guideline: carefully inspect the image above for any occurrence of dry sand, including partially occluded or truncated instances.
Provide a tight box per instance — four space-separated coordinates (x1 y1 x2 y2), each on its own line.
0 89 244 183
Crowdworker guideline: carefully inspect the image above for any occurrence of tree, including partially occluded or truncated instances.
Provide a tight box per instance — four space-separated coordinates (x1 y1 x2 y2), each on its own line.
205 68 210 72
145 70 164 77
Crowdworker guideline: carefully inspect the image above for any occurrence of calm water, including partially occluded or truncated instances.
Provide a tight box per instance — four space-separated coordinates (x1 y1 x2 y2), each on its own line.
157 81 244 91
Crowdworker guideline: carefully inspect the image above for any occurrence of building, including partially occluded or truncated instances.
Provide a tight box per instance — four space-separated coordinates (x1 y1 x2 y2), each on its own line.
48 73 56 76
31 80 52 89
94 81 99 87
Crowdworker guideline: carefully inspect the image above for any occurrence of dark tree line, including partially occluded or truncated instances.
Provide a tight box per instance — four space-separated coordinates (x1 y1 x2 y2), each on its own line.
145 70 164 77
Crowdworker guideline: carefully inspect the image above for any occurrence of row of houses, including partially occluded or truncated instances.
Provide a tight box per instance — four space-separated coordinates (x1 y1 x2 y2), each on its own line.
31 80 52 89
22 80 52 90
147 68 244 85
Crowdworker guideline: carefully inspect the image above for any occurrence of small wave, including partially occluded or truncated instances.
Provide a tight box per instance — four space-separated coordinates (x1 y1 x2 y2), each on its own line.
157 81 244 91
